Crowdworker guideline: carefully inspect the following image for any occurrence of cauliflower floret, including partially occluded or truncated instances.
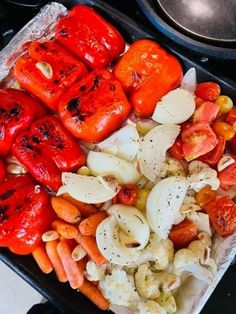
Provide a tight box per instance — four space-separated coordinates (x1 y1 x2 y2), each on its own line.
173 248 213 283
134 263 161 299
158 157 186 180
135 300 167 314
197 232 212 247
156 292 177 314
188 161 220 192
155 272 181 292
99 267 140 307
86 261 106 281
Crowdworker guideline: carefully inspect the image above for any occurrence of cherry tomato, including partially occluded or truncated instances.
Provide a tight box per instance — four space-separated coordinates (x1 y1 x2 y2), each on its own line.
0 159 6 182
169 219 197 248
195 82 221 102
218 162 236 190
181 122 218 161
215 95 233 114
168 138 184 160
117 184 138 205
195 186 216 208
230 135 236 154
226 107 236 125
180 121 192 132
194 97 204 108
212 121 235 141
198 136 225 166
205 196 236 236
134 189 150 211
193 101 219 123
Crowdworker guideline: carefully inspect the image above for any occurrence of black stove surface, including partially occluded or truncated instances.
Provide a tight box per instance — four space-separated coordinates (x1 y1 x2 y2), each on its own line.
0 1 235 314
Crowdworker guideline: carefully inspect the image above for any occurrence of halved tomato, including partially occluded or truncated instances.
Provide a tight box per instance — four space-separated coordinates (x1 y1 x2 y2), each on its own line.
218 161 236 190
193 101 219 123
205 196 236 236
181 122 218 161
198 136 225 166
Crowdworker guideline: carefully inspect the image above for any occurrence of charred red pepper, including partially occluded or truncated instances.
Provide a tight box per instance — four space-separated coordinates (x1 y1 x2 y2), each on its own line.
113 39 183 117
0 159 5 182
55 5 125 69
12 115 85 191
58 69 131 142
0 175 55 255
14 41 88 111
0 88 47 156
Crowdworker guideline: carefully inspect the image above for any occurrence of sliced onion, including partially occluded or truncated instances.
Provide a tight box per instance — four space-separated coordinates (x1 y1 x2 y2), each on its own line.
146 176 188 239
137 124 180 182
56 185 66 196
87 151 141 184
108 204 150 250
97 125 139 162
181 67 197 94
187 212 212 235
61 172 120 204
152 88 195 124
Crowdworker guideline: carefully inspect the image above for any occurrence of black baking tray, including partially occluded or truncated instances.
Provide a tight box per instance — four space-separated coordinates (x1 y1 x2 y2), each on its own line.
0 0 236 313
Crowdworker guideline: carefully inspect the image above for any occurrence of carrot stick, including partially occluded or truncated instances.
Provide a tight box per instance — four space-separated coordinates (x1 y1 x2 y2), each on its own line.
32 244 53 274
79 279 109 310
62 193 98 217
75 231 107 265
79 212 107 236
45 240 68 282
57 241 84 289
51 196 81 224
52 219 78 239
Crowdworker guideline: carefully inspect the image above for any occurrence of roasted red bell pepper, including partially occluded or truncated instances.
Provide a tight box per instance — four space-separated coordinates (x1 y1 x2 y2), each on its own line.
14 41 88 111
113 39 183 117
30 116 86 171
0 159 5 182
0 88 47 156
58 69 131 142
0 175 55 254
12 115 85 191
55 5 125 69
205 196 236 236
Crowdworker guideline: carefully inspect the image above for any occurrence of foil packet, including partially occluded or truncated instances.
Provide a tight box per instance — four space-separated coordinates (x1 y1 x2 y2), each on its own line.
0 2 235 314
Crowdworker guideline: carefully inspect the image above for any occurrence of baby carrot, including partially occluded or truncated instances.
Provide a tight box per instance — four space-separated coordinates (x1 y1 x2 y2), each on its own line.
32 244 53 274
52 219 78 239
79 279 109 310
75 231 107 265
57 241 84 289
45 240 68 283
62 193 98 217
79 212 107 236
51 196 81 224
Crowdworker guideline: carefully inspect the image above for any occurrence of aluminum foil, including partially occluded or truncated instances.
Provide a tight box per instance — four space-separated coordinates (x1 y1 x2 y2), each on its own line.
0 2 235 314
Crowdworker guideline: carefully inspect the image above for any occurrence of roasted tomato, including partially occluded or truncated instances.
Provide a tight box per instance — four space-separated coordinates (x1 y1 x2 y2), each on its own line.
226 107 236 125
198 136 225 167
117 184 138 205
181 122 218 161
218 162 236 190
0 159 6 182
195 186 216 208
195 82 221 102
169 219 198 249
58 69 131 142
0 175 55 254
168 138 184 160
205 196 236 236
193 101 219 123
113 39 183 117
212 121 235 141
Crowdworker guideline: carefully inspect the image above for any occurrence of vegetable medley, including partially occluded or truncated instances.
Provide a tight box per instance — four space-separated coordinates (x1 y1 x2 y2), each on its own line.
1 4 236 314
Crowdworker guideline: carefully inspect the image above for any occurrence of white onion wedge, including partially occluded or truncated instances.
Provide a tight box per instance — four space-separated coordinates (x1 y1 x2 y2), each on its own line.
96 216 140 265
181 67 197 94
152 88 195 124
56 185 66 196
97 125 139 161
108 204 150 250
146 176 188 239
61 172 120 204
187 212 212 235
137 124 180 182
87 151 141 184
